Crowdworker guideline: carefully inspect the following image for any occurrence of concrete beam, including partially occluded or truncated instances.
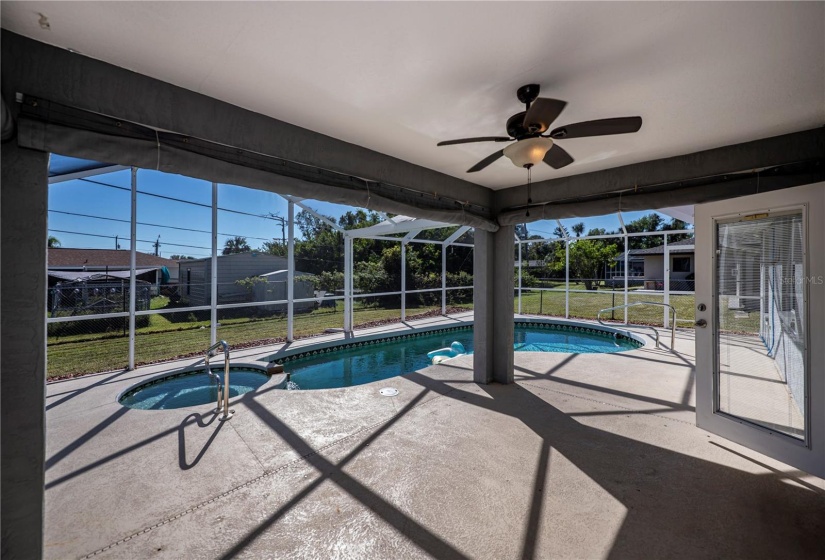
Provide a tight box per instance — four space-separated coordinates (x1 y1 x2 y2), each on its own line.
495 128 825 216
1 31 494 219
473 226 515 384
1 142 48 559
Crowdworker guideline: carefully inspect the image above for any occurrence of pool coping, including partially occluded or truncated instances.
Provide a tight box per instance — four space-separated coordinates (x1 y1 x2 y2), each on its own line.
116 359 286 406
267 316 647 367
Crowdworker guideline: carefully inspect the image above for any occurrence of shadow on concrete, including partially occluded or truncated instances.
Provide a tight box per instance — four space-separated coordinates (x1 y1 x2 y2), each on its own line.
218 386 471 560
178 412 222 470
431 377 824 559
45 347 824 559
46 412 212 490
514 363 696 412
207 363 825 559
46 368 132 411
46 406 131 471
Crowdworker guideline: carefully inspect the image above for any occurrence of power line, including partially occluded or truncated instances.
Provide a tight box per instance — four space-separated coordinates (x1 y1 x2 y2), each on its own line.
47 229 212 251
77 177 284 221
48 209 274 242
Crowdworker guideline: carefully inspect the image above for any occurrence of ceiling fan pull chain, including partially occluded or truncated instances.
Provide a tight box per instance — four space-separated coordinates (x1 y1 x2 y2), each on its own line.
525 165 532 217
527 166 533 203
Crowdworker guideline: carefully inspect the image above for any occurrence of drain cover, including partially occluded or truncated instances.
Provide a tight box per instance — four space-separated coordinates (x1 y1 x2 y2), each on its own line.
379 387 399 397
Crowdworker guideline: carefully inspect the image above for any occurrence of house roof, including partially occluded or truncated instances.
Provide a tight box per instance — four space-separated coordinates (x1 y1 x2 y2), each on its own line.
630 237 695 256
614 238 695 261
186 252 286 264
48 270 155 283
48 248 177 269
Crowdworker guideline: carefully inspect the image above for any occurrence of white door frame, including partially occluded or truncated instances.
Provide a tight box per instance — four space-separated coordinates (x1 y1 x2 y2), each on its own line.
694 182 825 477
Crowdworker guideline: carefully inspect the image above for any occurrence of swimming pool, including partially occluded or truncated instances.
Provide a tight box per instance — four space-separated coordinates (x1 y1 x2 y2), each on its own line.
119 367 270 410
275 322 640 390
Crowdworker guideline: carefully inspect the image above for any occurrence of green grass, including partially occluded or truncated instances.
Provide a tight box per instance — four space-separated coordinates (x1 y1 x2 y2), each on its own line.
48 290 761 379
518 288 696 325
47 299 472 378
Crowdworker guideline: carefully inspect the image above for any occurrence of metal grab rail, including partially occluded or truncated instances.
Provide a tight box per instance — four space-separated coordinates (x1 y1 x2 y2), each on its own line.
204 340 234 421
597 302 677 350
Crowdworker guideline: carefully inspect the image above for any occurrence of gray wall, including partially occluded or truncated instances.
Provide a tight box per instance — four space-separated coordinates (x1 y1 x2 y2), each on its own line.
3 31 495 229
1 141 48 559
182 253 298 306
253 273 316 313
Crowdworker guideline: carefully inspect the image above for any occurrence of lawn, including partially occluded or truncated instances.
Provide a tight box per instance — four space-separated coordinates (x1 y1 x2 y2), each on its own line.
518 288 697 326
47 290 761 379
46 299 470 378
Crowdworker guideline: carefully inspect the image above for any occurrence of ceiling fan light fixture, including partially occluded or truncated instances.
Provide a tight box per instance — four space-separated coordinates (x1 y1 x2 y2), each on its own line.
503 137 554 168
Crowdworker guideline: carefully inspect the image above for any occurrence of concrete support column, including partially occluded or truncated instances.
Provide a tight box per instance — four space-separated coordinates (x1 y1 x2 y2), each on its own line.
210 182 218 345
1 142 48 559
401 242 406 321
343 236 352 333
473 225 515 384
287 200 295 341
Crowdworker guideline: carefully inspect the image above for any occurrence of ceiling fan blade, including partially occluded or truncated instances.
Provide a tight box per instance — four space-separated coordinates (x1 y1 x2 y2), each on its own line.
522 98 567 133
543 144 575 169
437 136 511 146
467 149 505 173
549 116 642 139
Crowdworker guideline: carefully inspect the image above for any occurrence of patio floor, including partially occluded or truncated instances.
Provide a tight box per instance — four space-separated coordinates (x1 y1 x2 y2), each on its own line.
44 315 825 559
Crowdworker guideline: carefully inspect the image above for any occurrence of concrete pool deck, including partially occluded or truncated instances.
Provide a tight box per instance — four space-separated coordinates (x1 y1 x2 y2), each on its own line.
45 314 825 559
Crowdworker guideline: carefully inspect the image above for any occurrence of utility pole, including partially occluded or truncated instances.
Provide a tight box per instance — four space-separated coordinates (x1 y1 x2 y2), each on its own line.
267 213 287 247
115 235 120 250
154 235 161 256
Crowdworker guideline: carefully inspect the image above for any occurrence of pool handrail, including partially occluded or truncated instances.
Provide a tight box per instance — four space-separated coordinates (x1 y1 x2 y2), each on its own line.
204 340 234 421
597 302 676 350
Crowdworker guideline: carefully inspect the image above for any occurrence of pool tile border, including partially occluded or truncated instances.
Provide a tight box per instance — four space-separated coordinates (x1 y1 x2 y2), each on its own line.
273 321 641 366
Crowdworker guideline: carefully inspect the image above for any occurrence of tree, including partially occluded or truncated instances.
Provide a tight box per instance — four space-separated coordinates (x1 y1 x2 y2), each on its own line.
553 224 570 239
47 236 61 248
571 222 585 237
170 254 194 260
222 236 251 255
552 239 619 290
624 213 664 250
259 240 286 257
295 210 334 238
662 218 693 243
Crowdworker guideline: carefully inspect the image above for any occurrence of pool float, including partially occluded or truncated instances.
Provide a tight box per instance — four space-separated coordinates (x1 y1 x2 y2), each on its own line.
427 341 466 364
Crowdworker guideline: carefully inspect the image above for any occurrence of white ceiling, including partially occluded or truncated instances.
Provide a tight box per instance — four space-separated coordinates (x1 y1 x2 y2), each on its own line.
2 2 823 190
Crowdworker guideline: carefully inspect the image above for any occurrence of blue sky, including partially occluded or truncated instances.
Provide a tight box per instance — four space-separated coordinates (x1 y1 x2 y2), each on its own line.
48 156 687 258
49 160 366 259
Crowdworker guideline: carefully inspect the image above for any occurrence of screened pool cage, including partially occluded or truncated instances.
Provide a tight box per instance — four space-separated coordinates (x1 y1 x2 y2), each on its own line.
515 213 695 329
47 162 693 376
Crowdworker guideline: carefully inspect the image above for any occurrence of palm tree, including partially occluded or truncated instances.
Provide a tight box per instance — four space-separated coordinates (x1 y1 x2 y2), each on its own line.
572 222 585 237
47 236 61 248
222 236 251 255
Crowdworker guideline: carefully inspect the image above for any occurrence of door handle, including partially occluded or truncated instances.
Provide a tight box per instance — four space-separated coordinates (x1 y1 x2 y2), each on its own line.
695 319 707 328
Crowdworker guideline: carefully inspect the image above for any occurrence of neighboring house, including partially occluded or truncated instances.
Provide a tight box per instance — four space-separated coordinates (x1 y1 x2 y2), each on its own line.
48 248 178 285
611 238 695 290
47 249 176 316
180 252 315 312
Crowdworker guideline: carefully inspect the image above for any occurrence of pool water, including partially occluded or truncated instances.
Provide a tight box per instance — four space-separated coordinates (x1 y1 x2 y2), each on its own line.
282 324 637 390
120 367 269 410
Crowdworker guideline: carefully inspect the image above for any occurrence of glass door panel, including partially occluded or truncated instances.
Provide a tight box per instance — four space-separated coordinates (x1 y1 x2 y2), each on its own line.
715 212 806 440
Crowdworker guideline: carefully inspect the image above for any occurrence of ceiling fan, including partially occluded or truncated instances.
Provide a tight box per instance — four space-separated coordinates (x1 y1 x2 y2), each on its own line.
437 84 642 173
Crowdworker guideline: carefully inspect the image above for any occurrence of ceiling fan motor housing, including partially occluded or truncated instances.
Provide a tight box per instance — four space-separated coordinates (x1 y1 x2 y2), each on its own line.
516 84 541 105
507 111 545 139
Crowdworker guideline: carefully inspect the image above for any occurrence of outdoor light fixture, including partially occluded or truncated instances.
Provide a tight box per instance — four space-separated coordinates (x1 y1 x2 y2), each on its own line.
503 137 554 168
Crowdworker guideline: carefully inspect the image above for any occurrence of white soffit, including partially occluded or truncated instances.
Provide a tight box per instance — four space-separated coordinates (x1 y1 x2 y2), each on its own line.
657 206 695 225
350 216 454 238
2 2 823 190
